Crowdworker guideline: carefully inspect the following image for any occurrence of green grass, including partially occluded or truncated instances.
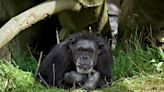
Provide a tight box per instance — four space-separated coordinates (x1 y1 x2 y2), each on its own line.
113 44 164 80
0 60 34 92
12 54 38 73
0 60 67 92
0 61 163 92
112 31 164 80
102 73 164 92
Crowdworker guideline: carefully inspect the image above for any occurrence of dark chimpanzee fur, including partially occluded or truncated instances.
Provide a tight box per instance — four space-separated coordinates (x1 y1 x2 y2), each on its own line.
36 31 113 90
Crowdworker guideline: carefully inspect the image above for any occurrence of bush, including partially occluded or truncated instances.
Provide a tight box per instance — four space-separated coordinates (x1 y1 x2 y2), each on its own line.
0 60 34 92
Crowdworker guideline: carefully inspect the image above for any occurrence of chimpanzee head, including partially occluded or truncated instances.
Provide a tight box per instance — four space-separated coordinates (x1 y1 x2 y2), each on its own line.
67 32 106 74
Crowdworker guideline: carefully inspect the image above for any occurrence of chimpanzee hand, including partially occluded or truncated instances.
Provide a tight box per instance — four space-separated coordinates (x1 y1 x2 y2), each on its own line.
64 71 87 84
83 69 100 90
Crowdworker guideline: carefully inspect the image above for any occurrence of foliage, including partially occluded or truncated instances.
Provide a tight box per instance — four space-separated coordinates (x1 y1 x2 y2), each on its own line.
0 60 67 92
0 60 34 92
113 32 164 80
12 54 38 73
0 60 163 92
102 73 164 92
149 47 164 72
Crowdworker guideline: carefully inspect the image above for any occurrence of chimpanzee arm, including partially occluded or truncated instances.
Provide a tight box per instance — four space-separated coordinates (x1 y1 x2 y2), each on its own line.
95 46 113 88
64 70 100 90
83 69 100 90
36 42 74 88
64 71 87 84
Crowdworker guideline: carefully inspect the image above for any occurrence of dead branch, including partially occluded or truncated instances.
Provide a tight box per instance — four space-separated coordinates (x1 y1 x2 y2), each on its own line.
0 0 81 49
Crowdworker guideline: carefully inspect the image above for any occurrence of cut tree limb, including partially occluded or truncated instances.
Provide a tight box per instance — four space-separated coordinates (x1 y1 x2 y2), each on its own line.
0 0 81 49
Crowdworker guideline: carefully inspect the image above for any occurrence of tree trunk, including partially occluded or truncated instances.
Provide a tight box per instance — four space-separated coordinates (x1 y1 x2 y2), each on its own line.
118 0 164 45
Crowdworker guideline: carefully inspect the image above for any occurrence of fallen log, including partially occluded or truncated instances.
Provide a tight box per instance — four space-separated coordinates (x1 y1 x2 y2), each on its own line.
0 0 81 49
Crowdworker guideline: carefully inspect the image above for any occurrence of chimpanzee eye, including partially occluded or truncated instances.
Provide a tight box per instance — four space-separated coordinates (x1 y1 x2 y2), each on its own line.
77 47 83 52
87 48 94 53
69 38 76 44
77 47 94 53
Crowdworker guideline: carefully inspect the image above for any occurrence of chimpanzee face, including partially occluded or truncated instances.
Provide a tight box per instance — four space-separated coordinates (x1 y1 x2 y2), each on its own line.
69 39 100 74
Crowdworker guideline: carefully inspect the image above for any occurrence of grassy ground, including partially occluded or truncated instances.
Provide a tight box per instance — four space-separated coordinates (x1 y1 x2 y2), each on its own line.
0 60 163 92
0 40 164 92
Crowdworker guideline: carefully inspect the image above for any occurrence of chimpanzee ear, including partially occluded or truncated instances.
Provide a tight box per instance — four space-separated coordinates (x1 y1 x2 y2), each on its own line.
98 42 105 49
98 42 105 54
68 38 77 49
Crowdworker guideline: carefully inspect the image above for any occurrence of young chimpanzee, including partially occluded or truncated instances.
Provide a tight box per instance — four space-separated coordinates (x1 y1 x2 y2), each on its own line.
36 31 113 90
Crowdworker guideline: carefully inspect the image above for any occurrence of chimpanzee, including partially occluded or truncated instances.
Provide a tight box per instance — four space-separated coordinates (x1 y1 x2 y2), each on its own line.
36 31 113 90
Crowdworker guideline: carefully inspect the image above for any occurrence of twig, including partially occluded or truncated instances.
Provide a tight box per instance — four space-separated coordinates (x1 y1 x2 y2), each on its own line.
4 78 9 92
35 51 43 77
70 81 76 89
2 58 10 65
56 29 60 44
104 77 109 86
11 59 18 68
26 43 33 58
38 73 49 88
52 63 55 86
89 26 92 33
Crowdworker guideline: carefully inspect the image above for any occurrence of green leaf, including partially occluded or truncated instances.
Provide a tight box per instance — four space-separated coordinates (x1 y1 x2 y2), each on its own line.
150 59 156 63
